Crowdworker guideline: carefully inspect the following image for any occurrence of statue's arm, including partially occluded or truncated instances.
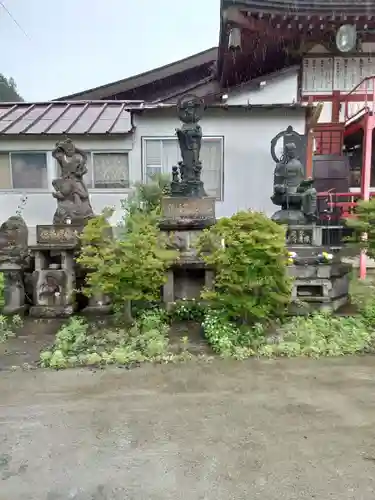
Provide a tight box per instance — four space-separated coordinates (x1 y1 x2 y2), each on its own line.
75 148 88 162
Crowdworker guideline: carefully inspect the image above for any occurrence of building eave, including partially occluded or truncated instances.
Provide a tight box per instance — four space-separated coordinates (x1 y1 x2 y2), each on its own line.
55 48 218 101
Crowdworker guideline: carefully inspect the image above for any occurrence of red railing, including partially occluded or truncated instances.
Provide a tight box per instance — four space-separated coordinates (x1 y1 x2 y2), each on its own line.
317 191 375 220
343 76 375 122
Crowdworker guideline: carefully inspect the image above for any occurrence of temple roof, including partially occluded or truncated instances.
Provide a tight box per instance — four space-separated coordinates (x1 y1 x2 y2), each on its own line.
223 0 374 15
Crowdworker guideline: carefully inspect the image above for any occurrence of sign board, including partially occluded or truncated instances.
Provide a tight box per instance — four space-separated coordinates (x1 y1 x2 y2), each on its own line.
36 225 83 245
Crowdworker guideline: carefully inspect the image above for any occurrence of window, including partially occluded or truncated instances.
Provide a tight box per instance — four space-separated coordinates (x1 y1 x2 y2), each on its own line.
56 152 130 189
0 152 48 189
142 137 224 200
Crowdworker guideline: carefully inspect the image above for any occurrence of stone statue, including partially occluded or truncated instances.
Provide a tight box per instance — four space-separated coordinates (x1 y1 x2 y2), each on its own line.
271 143 317 225
0 216 29 314
0 216 28 265
52 138 94 225
171 94 207 198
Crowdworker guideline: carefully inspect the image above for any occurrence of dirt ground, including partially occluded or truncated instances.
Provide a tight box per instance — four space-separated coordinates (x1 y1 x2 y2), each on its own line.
1 356 375 499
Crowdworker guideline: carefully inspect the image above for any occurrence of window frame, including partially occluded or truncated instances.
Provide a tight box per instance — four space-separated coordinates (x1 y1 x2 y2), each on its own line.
0 151 49 192
141 136 225 201
54 149 132 193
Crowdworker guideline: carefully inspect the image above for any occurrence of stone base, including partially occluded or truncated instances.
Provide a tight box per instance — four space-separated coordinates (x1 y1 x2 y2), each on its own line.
29 305 74 318
2 304 28 316
271 209 307 225
160 197 215 230
289 295 348 315
287 260 351 315
81 304 112 316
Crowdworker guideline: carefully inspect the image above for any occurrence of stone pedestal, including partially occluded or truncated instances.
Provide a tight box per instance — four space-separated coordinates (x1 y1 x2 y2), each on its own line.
29 236 77 318
160 197 216 307
287 262 351 314
0 264 27 316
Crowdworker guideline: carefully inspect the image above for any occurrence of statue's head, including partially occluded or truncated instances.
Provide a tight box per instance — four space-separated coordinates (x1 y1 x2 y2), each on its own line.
56 138 75 156
177 94 204 124
284 143 297 159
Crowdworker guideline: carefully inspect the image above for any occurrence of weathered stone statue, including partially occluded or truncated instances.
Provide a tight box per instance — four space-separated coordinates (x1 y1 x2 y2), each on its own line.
271 143 317 225
0 216 29 314
52 138 94 225
171 94 207 198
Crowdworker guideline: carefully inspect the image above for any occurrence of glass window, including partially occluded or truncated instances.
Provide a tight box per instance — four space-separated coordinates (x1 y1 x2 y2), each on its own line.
0 152 48 189
92 153 129 189
143 138 224 200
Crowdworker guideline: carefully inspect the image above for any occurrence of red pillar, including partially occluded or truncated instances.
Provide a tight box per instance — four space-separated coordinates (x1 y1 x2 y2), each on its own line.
359 116 374 279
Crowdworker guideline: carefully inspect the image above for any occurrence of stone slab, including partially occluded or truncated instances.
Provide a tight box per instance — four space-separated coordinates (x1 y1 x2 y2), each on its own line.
160 197 215 230
36 225 83 245
286 225 322 246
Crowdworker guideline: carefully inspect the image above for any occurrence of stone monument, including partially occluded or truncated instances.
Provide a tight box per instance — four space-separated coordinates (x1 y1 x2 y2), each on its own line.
160 94 215 306
0 216 29 315
271 142 317 225
269 126 350 313
52 138 94 225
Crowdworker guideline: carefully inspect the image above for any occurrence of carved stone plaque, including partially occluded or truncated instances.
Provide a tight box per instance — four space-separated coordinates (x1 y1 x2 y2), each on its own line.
161 197 215 219
286 227 313 246
36 225 83 245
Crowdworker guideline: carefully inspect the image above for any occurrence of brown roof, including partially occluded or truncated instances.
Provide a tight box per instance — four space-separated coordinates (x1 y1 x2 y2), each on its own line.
0 101 139 136
56 48 218 101
223 0 374 14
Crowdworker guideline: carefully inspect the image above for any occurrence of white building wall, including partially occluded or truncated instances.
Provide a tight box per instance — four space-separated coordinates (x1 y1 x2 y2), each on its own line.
226 72 299 106
132 106 306 218
0 136 134 243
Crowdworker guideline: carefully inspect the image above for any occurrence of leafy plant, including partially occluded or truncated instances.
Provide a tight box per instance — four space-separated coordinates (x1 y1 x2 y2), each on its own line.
345 198 375 259
258 313 374 358
0 314 23 343
77 176 177 321
168 299 206 322
196 211 291 326
40 310 172 369
0 273 4 309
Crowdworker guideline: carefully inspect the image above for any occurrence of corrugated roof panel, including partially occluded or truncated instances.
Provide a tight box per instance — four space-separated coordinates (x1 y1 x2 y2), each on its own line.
25 105 69 134
46 104 87 134
3 105 51 134
66 104 105 134
110 109 132 134
88 104 124 134
0 101 137 135
0 105 34 132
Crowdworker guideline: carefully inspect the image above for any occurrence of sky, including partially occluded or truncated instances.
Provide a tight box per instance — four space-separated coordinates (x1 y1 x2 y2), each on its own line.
0 0 220 101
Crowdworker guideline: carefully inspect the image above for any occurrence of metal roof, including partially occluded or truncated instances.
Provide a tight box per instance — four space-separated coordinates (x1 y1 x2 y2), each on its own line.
0 101 139 136
223 0 374 14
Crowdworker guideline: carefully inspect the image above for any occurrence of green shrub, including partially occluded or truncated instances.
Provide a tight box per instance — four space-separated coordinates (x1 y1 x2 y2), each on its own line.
77 176 177 320
0 314 23 343
196 210 291 326
0 273 4 309
40 310 172 369
346 198 375 259
168 299 206 323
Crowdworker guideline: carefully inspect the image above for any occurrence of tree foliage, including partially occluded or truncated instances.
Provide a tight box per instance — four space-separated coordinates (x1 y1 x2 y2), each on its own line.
196 210 291 326
0 74 23 102
345 198 375 259
77 175 177 318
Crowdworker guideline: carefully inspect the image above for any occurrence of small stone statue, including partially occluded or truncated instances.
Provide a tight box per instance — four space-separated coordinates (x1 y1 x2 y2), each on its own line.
0 215 29 314
271 143 317 224
52 138 94 225
171 94 207 198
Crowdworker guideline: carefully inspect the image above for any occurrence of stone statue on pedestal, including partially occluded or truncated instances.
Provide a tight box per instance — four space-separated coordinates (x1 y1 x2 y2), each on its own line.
271 142 317 225
52 138 94 225
170 94 207 198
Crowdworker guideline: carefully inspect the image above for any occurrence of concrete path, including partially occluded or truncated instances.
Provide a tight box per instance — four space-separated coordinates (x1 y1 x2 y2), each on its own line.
1 357 375 499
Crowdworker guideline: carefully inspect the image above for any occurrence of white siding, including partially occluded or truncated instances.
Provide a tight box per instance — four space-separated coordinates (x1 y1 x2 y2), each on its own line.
226 72 298 106
132 106 306 218
0 136 134 243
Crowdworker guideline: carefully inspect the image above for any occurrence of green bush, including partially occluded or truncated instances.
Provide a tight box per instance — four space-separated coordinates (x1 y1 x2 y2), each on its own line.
77 176 177 320
40 310 172 369
0 314 23 343
0 273 4 309
196 210 291 326
346 198 375 259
